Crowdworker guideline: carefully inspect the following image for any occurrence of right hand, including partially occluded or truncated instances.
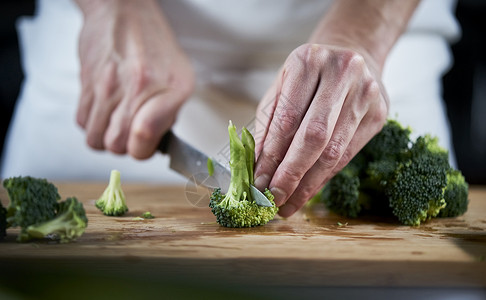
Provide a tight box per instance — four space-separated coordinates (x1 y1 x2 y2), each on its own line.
75 0 194 159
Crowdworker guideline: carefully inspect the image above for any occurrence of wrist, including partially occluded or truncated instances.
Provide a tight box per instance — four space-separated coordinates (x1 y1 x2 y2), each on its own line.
309 0 419 72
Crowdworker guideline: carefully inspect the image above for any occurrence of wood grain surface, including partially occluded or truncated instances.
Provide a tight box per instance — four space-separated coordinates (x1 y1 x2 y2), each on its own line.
1 183 485 290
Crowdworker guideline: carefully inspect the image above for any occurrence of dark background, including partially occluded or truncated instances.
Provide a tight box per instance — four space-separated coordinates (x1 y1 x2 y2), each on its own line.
1 1 485 184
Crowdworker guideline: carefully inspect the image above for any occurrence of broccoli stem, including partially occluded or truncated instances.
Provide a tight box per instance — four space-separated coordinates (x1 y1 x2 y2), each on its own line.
220 121 251 207
241 127 255 186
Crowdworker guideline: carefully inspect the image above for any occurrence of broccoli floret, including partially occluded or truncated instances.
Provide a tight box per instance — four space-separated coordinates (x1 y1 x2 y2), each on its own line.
316 119 469 226
386 134 451 225
387 155 447 226
361 119 411 162
3 176 60 242
209 121 278 227
0 200 7 240
26 197 88 243
321 164 361 217
438 169 469 218
95 170 128 216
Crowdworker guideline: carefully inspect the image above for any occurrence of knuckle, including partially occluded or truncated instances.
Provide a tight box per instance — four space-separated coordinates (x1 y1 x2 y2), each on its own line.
347 51 366 72
302 120 329 149
130 61 153 95
272 108 300 136
319 137 347 168
258 149 283 173
279 166 304 184
297 184 318 203
362 78 381 101
291 43 323 66
132 119 158 144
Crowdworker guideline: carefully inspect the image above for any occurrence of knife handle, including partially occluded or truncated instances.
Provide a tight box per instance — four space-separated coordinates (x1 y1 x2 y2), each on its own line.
158 130 174 154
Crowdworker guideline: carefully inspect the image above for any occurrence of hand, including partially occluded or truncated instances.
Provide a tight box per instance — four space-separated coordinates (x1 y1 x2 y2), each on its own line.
75 0 194 159
254 43 388 217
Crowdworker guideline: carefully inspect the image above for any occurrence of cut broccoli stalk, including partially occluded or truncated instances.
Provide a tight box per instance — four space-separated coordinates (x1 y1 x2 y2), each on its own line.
95 170 128 216
209 121 278 227
26 197 88 243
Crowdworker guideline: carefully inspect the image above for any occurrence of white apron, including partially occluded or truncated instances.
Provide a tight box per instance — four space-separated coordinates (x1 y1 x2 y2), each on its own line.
1 0 460 182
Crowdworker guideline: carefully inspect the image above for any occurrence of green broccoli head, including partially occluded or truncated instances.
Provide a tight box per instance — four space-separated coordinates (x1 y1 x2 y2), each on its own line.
387 154 448 226
3 176 60 241
95 170 128 216
361 119 411 162
209 121 278 227
0 200 7 240
438 169 469 218
317 119 466 226
26 197 88 243
321 164 361 218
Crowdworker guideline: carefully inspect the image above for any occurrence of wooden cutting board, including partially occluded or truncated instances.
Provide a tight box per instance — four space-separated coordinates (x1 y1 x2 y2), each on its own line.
1 183 485 289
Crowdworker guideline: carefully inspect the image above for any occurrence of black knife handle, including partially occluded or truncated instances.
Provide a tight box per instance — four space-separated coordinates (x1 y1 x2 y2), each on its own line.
158 130 174 154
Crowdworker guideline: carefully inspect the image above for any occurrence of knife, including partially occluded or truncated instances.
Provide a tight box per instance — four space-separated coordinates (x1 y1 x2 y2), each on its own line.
158 131 273 207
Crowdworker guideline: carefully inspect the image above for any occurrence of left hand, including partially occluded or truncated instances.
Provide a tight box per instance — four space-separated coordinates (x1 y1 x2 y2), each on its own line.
253 43 389 217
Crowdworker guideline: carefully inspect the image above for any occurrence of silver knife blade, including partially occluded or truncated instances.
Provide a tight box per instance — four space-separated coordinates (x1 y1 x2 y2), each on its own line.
159 131 274 207
159 131 231 193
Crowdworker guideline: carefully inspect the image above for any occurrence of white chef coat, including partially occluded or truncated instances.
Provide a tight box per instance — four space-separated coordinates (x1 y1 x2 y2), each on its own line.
1 0 460 183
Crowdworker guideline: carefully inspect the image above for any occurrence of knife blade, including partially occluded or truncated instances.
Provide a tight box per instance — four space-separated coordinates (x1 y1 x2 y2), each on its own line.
158 131 273 207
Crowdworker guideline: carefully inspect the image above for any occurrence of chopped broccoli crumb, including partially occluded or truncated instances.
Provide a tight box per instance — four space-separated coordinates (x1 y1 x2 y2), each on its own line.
141 211 155 219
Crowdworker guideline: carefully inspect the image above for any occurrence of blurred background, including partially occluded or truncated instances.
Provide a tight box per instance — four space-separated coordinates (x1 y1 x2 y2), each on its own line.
1 0 485 184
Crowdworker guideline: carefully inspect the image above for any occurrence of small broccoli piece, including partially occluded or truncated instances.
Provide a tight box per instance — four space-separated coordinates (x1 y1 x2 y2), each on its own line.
141 211 155 219
95 170 128 216
3 176 60 242
438 169 469 218
0 200 7 240
209 121 278 227
26 197 88 243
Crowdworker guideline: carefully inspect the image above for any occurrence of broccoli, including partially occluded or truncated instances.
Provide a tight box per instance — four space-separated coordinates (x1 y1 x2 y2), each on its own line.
3 176 60 241
141 211 155 219
321 163 361 218
26 197 88 243
386 135 450 225
438 169 469 218
0 200 7 240
209 121 278 227
95 169 128 216
317 119 469 226
387 155 447 226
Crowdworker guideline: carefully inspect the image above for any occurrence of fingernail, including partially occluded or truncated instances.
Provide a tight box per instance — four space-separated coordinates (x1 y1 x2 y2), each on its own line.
254 174 270 190
271 187 287 206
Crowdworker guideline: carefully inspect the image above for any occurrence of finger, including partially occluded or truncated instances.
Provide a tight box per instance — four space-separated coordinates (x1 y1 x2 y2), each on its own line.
84 63 121 150
127 89 184 159
76 68 95 129
277 107 363 217
278 85 387 217
254 46 322 190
